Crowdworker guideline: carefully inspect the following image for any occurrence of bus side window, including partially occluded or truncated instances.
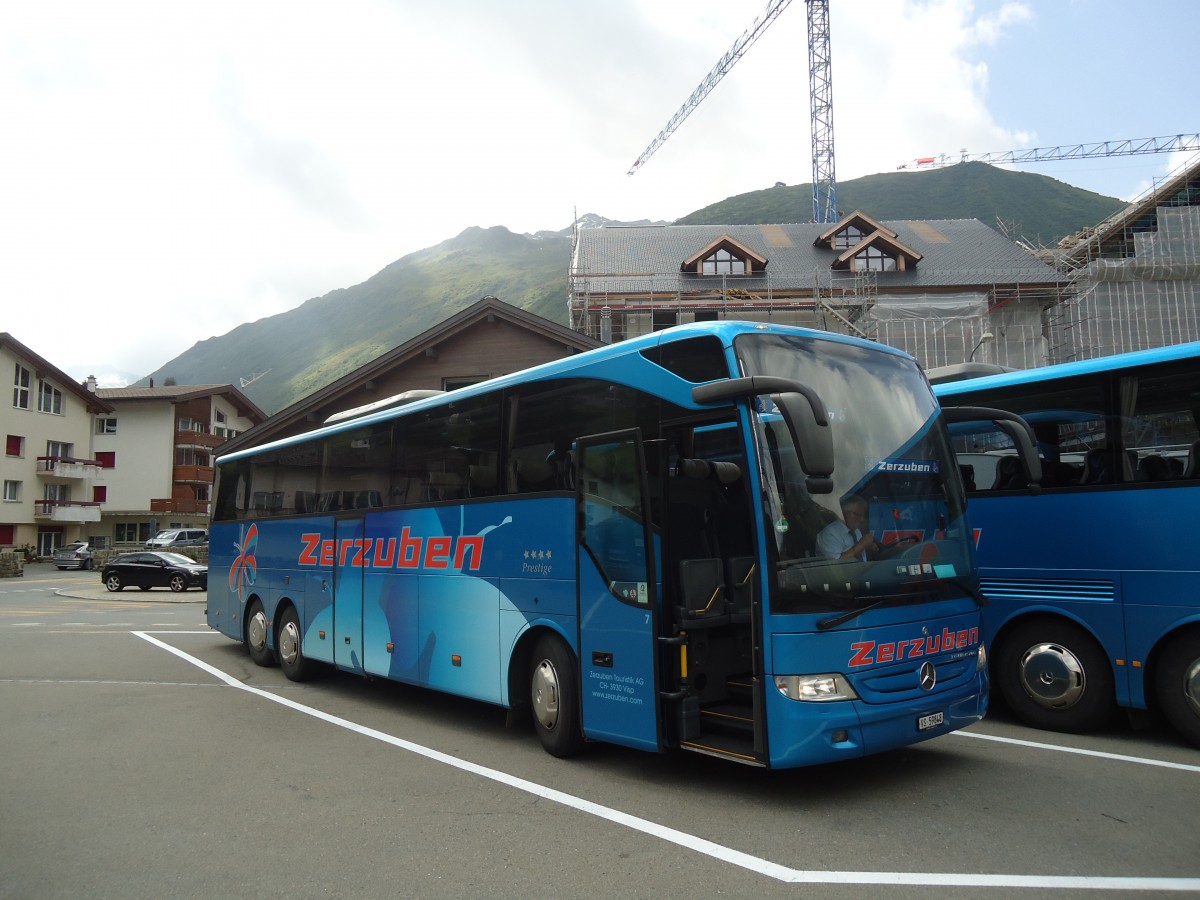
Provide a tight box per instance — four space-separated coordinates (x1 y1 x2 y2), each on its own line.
1119 366 1200 485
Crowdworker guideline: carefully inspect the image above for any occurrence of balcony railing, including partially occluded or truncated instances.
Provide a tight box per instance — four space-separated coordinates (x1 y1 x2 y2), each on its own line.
173 464 215 484
150 498 210 515
37 457 104 480
33 500 102 522
175 430 225 450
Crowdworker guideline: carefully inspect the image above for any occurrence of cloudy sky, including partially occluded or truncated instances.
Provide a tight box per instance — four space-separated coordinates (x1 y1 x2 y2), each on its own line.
3 0 1195 386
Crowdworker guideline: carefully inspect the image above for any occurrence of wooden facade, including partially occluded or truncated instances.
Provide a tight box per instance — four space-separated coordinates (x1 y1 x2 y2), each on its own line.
220 297 602 454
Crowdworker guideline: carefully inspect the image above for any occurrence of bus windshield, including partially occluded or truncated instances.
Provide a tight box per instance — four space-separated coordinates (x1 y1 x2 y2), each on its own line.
735 332 973 614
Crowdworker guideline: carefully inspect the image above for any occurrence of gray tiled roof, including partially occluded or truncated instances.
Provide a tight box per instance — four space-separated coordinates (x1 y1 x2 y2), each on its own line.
572 219 1062 294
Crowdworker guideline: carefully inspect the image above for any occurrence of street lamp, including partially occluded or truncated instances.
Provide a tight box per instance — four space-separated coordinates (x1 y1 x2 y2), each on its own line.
969 331 994 362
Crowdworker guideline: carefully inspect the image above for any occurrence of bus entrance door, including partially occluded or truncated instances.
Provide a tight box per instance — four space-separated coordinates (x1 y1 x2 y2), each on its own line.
333 516 365 674
576 432 662 752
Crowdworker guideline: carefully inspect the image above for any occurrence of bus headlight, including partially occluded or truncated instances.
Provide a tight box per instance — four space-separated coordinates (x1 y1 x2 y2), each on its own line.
976 643 988 672
774 673 858 701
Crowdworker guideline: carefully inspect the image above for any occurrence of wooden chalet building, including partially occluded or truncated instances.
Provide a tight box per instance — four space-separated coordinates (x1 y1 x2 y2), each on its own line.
220 296 601 454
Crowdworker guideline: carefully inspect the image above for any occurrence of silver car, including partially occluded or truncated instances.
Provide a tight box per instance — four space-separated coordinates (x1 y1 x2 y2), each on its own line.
54 542 95 570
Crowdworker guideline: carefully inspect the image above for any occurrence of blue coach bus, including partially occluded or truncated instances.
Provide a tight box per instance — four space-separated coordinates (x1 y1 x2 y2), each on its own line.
933 342 1200 747
207 322 1003 768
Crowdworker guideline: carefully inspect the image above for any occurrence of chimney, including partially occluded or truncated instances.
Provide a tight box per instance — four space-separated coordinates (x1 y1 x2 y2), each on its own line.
85 375 97 392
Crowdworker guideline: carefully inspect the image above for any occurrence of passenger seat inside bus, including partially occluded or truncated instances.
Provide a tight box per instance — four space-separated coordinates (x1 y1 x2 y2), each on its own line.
669 458 749 628
1183 439 1200 478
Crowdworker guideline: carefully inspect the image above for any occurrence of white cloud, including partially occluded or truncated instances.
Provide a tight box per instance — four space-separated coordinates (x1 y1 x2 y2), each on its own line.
1 0 1185 383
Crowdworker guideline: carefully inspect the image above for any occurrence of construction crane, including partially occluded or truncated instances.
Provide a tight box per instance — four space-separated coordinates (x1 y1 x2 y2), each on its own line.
627 0 841 223
897 134 1200 170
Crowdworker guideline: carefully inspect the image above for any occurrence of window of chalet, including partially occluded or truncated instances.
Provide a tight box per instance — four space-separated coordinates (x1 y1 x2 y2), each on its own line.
833 224 867 250
701 248 746 275
854 245 897 272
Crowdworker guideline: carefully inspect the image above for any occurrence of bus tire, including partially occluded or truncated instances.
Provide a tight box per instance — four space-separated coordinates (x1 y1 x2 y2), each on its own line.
244 599 275 667
1153 633 1200 748
995 618 1115 733
529 635 586 758
277 606 314 682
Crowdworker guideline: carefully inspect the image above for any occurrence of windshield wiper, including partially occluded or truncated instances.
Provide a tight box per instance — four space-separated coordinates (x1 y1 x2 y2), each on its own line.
817 598 892 631
815 591 936 630
948 577 989 608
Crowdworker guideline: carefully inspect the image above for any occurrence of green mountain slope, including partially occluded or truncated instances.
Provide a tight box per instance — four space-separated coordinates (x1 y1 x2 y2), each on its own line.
148 226 571 413
677 162 1122 244
145 165 1125 413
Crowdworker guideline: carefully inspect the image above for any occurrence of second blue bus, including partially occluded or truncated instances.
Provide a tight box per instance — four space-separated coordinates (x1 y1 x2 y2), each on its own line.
933 342 1200 747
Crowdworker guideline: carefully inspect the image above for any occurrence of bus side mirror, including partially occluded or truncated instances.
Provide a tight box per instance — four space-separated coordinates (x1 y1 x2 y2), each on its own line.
771 390 834 494
692 376 835 494
942 405 1043 488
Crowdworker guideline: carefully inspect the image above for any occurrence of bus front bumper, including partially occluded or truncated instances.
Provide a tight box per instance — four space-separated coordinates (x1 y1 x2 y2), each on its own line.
764 671 988 768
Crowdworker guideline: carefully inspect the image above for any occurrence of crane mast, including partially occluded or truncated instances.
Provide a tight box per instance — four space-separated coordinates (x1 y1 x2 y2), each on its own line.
806 0 836 222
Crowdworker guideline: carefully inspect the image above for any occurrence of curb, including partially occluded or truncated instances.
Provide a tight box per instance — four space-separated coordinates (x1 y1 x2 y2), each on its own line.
55 588 207 604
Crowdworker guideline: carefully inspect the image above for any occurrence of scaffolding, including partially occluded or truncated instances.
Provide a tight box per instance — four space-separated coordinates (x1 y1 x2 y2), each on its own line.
568 265 1063 372
1045 157 1200 362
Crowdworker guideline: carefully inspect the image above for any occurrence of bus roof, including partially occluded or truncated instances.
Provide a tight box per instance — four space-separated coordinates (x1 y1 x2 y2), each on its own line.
217 321 914 464
933 340 1200 398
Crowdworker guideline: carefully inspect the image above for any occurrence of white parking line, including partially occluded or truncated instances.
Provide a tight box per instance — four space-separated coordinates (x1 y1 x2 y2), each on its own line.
953 728 1200 773
134 630 1200 892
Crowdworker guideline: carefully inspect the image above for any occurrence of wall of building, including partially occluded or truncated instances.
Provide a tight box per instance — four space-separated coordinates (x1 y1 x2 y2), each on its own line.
1 344 102 551
1053 207 1200 360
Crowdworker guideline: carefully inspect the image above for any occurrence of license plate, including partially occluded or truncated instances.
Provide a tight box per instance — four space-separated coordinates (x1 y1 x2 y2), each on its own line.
918 711 944 731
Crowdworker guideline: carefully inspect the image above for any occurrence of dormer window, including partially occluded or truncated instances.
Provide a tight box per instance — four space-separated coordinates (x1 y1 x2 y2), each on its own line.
702 248 746 275
854 245 897 272
833 224 867 250
681 235 768 276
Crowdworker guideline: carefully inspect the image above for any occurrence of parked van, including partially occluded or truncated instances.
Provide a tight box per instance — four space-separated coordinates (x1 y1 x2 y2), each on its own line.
145 528 208 549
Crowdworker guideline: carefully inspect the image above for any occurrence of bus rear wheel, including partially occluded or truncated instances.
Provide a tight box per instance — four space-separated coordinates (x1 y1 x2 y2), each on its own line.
277 606 314 682
995 618 1115 733
530 635 586 758
1154 633 1200 748
244 600 275 667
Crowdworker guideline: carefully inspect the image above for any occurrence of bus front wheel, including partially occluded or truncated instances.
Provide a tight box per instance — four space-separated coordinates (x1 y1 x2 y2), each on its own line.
995 619 1115 733
277 606 314 682
1154 633 1200 748
529 635 586 758
244 600 275 667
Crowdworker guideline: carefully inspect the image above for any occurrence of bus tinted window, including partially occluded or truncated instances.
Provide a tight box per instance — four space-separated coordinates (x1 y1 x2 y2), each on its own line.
948 360 1200 489
395 394 501 503
642 335 730 383
506 378 684 499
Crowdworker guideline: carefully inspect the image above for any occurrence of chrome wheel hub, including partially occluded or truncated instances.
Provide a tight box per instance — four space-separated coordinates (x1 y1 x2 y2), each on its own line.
247 610 268 653
1184 656 1200 717
279 620 300 667
1019 642 1085 709
532 659 561 730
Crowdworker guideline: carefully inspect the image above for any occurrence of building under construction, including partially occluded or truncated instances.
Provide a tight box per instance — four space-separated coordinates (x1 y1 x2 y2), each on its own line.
569 157 1200 371
1042 158 1200 362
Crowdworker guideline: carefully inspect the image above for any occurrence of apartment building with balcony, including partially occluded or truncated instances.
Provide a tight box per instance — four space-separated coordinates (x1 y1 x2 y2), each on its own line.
2 333 114 556
94 384 265 546
2 332 266 556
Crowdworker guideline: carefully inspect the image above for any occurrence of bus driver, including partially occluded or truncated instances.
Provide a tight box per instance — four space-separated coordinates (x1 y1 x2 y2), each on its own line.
817 494 878 561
